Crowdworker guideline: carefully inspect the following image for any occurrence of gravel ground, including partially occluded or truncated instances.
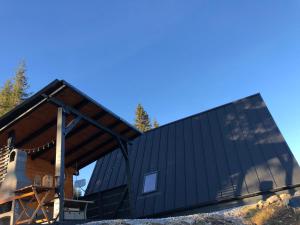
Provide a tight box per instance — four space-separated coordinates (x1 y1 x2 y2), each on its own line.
80 207 246 225
74 193 300 225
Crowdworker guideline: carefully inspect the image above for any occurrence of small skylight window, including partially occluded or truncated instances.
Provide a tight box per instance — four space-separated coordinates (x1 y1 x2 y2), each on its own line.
143 171 158 194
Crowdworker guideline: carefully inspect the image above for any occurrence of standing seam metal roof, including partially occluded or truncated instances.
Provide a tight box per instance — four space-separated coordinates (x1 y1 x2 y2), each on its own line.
86 93 300 218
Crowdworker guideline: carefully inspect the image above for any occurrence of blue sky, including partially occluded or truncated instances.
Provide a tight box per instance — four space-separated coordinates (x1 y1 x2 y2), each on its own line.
1 1 300 188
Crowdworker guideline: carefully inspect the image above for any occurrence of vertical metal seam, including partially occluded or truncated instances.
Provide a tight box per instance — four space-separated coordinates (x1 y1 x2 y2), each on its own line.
131 134 143 217
152 126 162 215
106 149 119 189
206 113 222 198
163 125 170 211
232 103 261 187
112 150 122 187
100 151 113 190
224 105 250 195
182 119 187 207
86 160 99 194
215 109 235 193
130 137 142 182
174 122 177 209
189 117 200 203
133 133 148 217
198 116 211 201
142 131 155 216
95 156 105 190
247 97 277 187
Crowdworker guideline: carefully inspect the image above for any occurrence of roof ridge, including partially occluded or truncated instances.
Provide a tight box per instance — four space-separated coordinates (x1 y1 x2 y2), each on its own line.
145 93 262 133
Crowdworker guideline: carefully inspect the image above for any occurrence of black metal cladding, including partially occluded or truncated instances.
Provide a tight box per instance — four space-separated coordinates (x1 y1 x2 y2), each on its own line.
86 93 300 218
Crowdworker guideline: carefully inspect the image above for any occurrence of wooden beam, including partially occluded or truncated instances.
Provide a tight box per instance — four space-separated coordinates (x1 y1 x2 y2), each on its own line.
44 96 129 143
31 110 107 160
68 128 132 169
65 111 107 138
55 120 121 164
65 116 82 136
0 192 35 205
16 99 88 148
65 138 114 168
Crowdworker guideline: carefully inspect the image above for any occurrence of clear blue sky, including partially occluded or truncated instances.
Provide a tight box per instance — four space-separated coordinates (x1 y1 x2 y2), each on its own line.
1 1 300 188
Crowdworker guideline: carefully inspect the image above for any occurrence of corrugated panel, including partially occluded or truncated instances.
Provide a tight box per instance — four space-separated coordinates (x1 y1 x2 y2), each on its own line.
86 93 300 218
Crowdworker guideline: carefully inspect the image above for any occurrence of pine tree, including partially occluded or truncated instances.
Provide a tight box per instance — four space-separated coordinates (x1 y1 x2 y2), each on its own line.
0 80 13 116
134 104 152 132
12 61 29 106
0 61 30 117
153 118 159 128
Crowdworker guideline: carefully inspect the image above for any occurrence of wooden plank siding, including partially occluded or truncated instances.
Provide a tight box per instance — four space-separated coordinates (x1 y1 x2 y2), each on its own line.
25 157 74 198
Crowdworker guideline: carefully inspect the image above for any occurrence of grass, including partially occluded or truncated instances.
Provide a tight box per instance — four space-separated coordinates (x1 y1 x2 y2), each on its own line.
240 202 300 225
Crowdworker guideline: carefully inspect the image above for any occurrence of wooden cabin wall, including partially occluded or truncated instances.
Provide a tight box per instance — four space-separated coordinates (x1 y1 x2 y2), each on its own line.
25 158 74 198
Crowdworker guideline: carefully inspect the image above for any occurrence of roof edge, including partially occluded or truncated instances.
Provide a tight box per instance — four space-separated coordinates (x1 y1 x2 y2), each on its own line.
144 93 262 133
60 80 141 135
0 79 63 130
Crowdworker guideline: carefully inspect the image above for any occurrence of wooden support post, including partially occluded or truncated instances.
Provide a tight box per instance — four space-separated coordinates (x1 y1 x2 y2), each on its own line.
118 139 134 218
53 107 66 221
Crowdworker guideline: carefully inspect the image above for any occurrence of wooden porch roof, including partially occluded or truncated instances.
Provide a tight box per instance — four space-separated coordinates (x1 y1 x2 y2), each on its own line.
0 80 141 169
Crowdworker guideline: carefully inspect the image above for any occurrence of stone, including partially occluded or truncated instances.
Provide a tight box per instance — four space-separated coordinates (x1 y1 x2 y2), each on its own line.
166 221 190 225
279 193 291 206
266 195 280 205
256 200 264 209
279 193 291 200
294 190 300 197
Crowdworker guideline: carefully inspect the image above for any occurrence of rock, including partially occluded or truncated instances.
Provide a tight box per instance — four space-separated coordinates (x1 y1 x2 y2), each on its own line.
279 193 291 206
256 200 264 209
288 196 300 208
266 195 280 205
166 221 190 225
294 190 300 197
279 193 291 200
144 223 163 225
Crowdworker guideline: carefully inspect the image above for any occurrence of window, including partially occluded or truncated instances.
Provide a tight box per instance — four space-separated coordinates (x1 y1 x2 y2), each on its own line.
143 171 158 194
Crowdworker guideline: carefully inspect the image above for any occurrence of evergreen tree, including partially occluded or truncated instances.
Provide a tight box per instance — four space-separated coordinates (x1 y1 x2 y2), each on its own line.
153 118 159 128
12 61 29 105
0 61 30 117
0 80 13 116
134 104 152 132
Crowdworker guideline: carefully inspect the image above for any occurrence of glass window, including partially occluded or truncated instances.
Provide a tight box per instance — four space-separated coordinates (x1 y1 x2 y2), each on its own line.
143 172 158 194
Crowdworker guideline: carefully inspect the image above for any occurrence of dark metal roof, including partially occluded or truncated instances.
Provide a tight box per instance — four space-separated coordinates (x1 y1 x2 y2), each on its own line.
86 93 300 217
0 80 141 169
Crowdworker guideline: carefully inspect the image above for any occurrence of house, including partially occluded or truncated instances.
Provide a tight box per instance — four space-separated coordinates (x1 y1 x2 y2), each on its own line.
85 93 300 219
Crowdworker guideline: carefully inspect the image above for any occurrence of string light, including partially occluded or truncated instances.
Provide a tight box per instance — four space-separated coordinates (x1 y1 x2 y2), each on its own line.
0 140 56 155
22 140 56 155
